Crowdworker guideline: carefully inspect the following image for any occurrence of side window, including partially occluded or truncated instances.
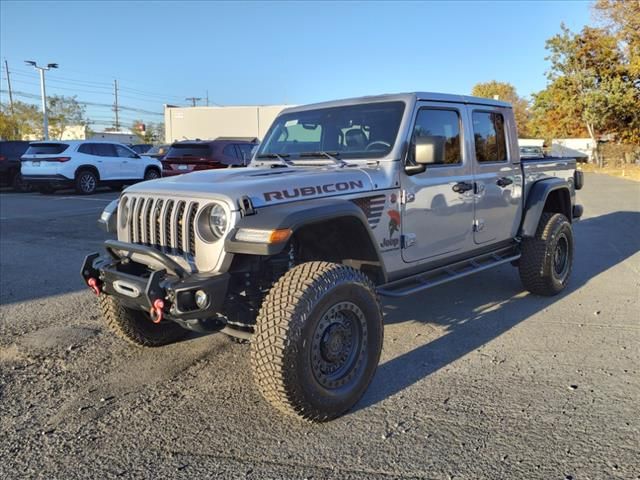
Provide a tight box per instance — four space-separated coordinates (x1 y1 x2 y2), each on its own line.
78 143 94 155
410 108 462 165
115 144 136 158
92 143 117 157
237 144 253 163
222 144 238 159
472 111 507 162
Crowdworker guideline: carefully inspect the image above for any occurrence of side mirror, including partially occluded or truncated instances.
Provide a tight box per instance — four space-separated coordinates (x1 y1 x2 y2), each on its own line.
405 135 445 175
415 135 445 165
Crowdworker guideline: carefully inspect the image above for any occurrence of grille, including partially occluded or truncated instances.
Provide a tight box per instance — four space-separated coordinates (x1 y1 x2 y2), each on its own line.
125 196 199 257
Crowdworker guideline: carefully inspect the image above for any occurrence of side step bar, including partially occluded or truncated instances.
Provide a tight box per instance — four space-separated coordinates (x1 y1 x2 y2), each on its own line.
377 247 521 298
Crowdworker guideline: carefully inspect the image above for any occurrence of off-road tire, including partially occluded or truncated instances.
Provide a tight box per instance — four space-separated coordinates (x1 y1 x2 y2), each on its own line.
251 261 383 422
75 169 98 195
99 295 187 347
519 212 573 296
11 172 31 192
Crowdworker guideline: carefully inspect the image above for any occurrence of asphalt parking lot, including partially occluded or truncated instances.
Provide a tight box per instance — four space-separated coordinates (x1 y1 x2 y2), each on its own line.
0 174 638 480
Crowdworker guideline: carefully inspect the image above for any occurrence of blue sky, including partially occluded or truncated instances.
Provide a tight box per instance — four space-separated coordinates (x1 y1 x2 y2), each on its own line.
1 0 592 130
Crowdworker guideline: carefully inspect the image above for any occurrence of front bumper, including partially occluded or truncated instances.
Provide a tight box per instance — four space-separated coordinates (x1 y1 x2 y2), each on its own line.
81 240 230 325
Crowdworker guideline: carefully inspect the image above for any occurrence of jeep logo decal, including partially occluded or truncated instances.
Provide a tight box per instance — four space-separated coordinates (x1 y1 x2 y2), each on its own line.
263 180 364 202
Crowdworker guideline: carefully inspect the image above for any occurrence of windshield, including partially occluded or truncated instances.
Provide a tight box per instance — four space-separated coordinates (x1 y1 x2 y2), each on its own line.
257 101 405 160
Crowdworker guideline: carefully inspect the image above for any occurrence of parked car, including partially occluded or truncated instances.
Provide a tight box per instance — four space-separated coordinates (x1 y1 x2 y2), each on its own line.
0 140 31 191
129 144 154 155
161 137 258 176
83 92 583 422
21 140 162 195
144 144 171 160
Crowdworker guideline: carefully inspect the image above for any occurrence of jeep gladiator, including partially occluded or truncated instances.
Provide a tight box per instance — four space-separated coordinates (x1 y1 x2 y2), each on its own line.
81 92 583 422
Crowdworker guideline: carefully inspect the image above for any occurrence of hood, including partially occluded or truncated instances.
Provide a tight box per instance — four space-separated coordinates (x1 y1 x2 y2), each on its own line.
124 165 379 209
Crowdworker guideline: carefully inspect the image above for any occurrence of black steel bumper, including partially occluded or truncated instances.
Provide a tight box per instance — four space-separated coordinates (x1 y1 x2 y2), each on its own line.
81 240 229 324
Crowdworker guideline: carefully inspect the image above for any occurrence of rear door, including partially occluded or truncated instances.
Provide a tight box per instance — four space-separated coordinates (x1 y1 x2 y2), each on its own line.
89 143 120 180
469 108 522 244
400 102 475 263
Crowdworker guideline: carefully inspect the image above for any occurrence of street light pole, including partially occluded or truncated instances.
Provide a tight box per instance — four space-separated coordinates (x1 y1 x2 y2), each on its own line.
25 60 58 140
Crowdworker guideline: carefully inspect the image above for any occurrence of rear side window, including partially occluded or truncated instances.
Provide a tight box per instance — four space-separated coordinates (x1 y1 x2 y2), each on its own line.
25 143 69 155
166 144 212 158
410 108 462 165
92 143 117 157
472 111 507 162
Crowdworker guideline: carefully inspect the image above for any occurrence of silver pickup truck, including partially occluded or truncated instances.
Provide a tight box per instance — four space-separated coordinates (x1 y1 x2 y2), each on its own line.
82 92 583 422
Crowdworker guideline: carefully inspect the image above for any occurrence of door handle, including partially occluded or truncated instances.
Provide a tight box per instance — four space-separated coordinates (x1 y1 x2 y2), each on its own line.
452 182 474 193
496 177 513 187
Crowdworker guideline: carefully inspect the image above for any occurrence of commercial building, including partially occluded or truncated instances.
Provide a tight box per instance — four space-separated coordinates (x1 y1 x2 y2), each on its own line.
164 105 291 144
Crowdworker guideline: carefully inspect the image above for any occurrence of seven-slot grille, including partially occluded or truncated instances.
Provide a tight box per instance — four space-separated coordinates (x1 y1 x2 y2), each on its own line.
125 196 199 257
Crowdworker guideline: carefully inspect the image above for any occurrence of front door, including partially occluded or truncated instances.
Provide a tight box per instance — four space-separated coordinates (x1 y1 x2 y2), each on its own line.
401 103 475 263
468 109 521 244
115 144 142 179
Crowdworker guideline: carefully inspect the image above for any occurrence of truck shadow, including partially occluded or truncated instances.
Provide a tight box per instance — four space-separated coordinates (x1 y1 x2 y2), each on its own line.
355 210 640 412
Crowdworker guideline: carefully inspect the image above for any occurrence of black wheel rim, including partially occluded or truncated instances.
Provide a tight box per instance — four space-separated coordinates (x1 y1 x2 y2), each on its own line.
80 173 95 193
553 234 569 279
311 301 367 390
146 171 159 180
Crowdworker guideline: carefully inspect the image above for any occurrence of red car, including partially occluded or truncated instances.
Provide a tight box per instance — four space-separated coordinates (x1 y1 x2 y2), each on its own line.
162 138 258 176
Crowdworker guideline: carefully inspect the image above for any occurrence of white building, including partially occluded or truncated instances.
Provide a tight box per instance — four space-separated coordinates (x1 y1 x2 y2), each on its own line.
164 105 291 144
551 138 594 162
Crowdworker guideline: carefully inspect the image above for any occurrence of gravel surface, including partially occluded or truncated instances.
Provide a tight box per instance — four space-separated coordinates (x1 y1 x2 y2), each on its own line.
1 175 638 479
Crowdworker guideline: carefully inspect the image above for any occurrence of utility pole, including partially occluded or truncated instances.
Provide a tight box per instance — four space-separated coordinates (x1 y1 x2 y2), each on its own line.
113 79 120 130
4 59 14 113
25 60 58 140
185 97 202 107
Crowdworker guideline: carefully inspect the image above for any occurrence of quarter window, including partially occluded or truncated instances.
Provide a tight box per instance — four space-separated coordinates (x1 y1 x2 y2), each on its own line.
410 109 462 165
472 111 507 162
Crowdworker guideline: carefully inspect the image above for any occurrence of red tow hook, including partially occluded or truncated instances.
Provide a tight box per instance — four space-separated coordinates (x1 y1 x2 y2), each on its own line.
87 277 101 296
149 299 165 324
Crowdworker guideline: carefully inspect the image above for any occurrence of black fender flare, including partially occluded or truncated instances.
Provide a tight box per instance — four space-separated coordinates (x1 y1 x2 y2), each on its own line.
225 197 382 260
520 178 572 237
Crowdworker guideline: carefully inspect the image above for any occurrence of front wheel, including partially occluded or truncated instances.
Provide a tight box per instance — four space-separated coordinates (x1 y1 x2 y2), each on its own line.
519 212 574 296
251 262 383 422
144 168 160 181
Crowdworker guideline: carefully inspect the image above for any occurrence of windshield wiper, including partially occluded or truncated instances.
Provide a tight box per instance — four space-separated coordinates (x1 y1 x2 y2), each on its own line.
256 153 294 167
298 151 347 167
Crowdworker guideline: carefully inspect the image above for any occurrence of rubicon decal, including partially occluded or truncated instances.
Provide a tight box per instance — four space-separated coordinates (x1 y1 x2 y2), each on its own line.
263 180 364 202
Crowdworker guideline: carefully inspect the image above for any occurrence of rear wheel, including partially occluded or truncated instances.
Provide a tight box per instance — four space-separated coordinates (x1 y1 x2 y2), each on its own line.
251 262 383 422
75 169 98 195
99 295 187 347
519 212 574 296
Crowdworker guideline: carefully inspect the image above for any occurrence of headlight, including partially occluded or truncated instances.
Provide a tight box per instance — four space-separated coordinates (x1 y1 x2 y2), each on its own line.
208 203 228 239
118 197 129 229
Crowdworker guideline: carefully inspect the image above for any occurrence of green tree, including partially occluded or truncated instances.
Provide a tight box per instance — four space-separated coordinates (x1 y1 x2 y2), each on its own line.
47 95 87 140
471 81 532 137
130 119 165 143
0 101 41 140
530 23 639 161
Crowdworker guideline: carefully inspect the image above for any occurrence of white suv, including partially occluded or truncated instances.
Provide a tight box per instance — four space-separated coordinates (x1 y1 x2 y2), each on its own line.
21 140 162 195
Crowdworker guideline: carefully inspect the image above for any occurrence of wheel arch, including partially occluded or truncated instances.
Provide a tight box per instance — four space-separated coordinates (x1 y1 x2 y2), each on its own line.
225 198 387 283
144 165 161 176
520 178 572 238
75 164 100 180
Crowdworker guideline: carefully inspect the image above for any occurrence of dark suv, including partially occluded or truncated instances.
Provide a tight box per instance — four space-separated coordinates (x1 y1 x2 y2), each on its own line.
161 138 258 176
0 140 31 191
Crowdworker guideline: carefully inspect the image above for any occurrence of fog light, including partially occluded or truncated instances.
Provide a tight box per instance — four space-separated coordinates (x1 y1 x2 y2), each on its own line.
194 290 208 309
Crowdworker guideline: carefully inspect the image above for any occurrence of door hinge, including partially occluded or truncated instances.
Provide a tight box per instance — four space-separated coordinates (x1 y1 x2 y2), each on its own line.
400 190 415 204
401 233 416 248
473 219 485 232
